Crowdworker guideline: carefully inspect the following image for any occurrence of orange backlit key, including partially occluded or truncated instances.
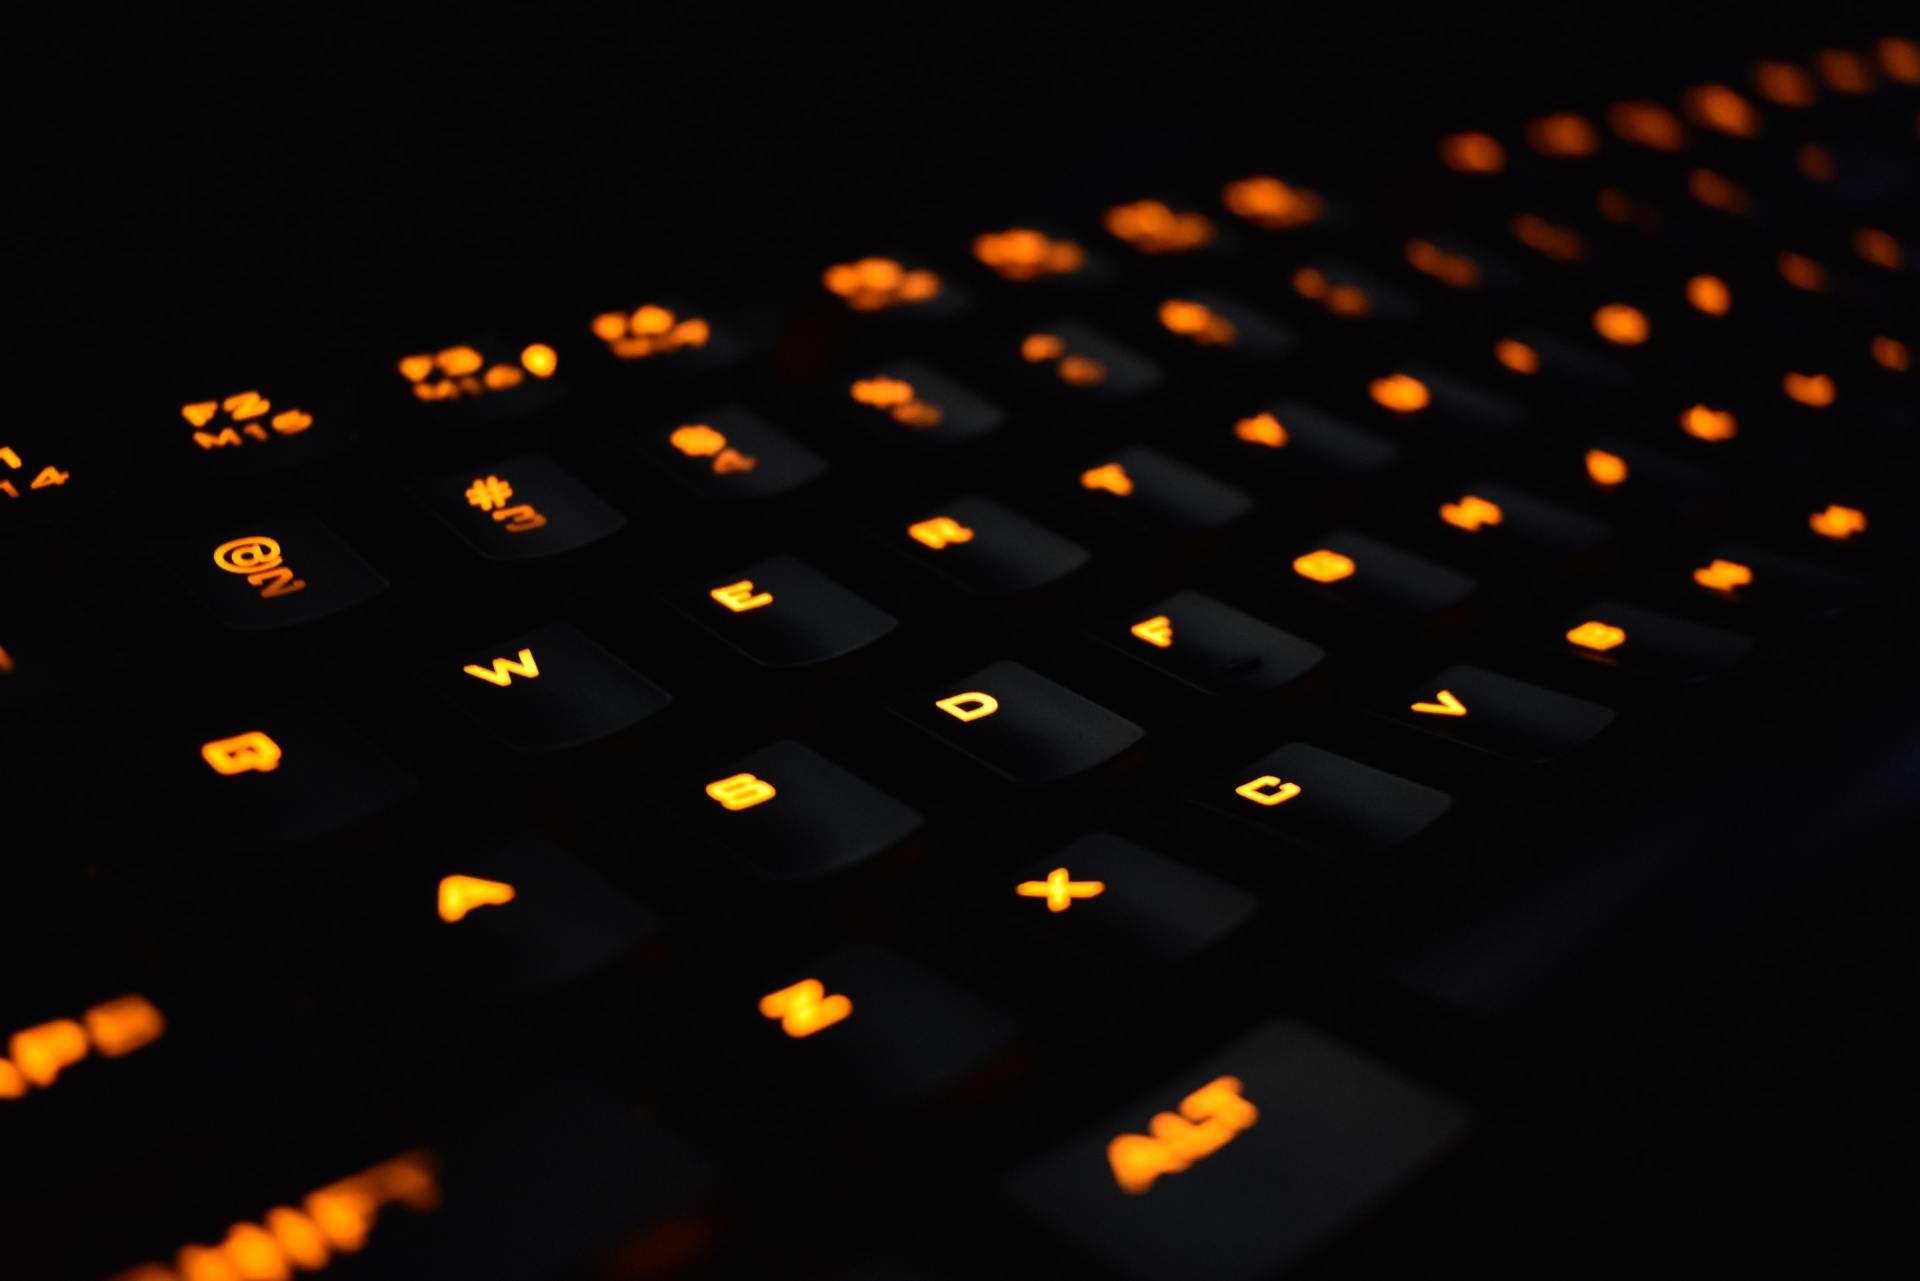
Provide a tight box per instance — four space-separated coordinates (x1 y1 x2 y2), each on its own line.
894 496 1091 595
674 555 896 668
1288 258 1420 323
161 519 387 631
173 382 352 472
415 453 627 562
1362 364 1525 433
1007 318 1164 403
1100 591 1325 699
635 404 826 501
1432 482 1611 568
896 660 1144 784
1392 665 1614 763
1071 446 1254 536
395 332 565 422
838 358 1006 448
438 624 672 751
1687 543 1868 621
1149 289 1297 359
1226 401 1400 479
1560 600 1752 683
1281 530 1476 624
1201 744 1453 855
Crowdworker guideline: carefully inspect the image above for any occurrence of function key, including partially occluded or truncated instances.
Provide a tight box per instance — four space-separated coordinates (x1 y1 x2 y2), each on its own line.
1072 447 1253 537
1393 665 1614 762
634 405 827 502
1003 319 1164 404
1006 1019 1469 1281
894 496 1090 595
1279 530 1476 625
169 383 352 472
834 359 1006 449
413 453 626 562
160 520 387 631
1201 744 1454 856
1100 591 1324 699
1560 600 1752 684
672 555 896 669
393 334 563 423
436 623 671 752
894 660 1144 785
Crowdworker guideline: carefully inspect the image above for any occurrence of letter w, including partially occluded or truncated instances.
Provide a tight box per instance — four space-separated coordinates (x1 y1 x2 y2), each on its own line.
462 648 540 686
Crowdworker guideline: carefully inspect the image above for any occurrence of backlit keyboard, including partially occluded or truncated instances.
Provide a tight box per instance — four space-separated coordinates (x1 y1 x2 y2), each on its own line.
6 32 1920 1281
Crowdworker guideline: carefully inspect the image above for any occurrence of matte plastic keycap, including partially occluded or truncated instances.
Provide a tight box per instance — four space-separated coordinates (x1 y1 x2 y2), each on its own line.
440 623 671 751
1395 664 1615 762
676 740 924 883
1365 363 1525 432
413 453 627 562
1073 446 1254 536
1435 481 1612 565
170 379 355 472
1288 255 1422 321
1005 1019 1470 1281
897 660 1145 784
1689 542 1870 620
161 519 387 630
637 404 827 501
896 495 1091 594
1201 743 1454 855
1282 530 1477 623
1102 591 1325 698
1149 288 1297 359
394 331 566 424
837 358 1006 448
1225 399 1400 478
1007 317 1165 402
1560 599 1753 683
675 555 897 668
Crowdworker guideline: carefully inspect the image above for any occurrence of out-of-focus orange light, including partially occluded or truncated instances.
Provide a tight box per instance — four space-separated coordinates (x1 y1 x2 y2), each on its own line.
1686 274 1732 315
1234 775 1301 807
1108 1075 1258 1195
1682 404 1738 442
1081 462 1135 496
935 691 999 722
1778 251 1830 292
0 644 14 675
1410 689 1467 717
1526 112 1600 156
1015 866 1106 912
760 978 851 1038
202 731 283 776
84 995 166 1059
1405 239 1481 288
1683 84 1761 136
1753 59 1818 107
1872 336 1910 373
4 994 166 1100
520 344 557 378
1879 36 1920 83
1159 298 1237 346
822 257 942 312
462 648 540 688
1567 620 1627 651
669 424 756 475
1585 449 1629 487
1130 615 1174 648
591 304 711 360
711 580 774 612
1694 558 1754 593
1233 412 1288 448
1291 267 1369 317
1594 303 1651 346
907 516 974 549
851 375 942 428
1783 371 1837 407
1816 48 1875 94
1796 142 1837 182
1292 549 1356 583
1370 372 1430 413
1021 334 1064 363
972 228 1085 281
9 1019 87 1088
1021 333 1108 386
1809 504 1867 541
1689 168 1751 215
437 875 517 923
179 391 315 451
707 773 776 811
1492 338 1539 375
1510 212 1585 262
1440 494 1504 532
1852 227 1905 270
1104 200 1214 254
1609 100 1688 150
398 344 547 403
1219 175 1324 229
1440 132 1505 173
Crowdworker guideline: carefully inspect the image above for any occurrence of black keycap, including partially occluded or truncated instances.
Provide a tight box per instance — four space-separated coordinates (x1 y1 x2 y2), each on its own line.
1573 435 1729 520
1074 446 1254 536
1393 664 1615 762
1686 542 1869 622
1005 1019 1470 1281
751 942 1016 1107
1434 481 1612 565
1495 328 1632 387
1147 288 1296 359
413 453 627 562
584 296 756 377
674 740 923 884
1199 743 1454 855
1224 399 1400 479
1281 530 1477 623
169 380 354 472
1402 230 1526 293
1561 599 1753 683
176 701 415 847
894 495 1091 595
1005 317 1164 402
0 598 113 713
635 404 827 501
1002 832 1259 970
393 332 566 423
1099 591 1325 698
895 660 1145 784
1287 255 1421 321
672 555 896 668
834 358 1006 449
410 834 662 999
822 252 971 322
161 519 387 631
438 623 671 751
1363 363 1525 432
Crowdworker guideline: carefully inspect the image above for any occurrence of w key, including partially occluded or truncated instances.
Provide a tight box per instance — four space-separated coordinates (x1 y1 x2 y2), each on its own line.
440 624 671 752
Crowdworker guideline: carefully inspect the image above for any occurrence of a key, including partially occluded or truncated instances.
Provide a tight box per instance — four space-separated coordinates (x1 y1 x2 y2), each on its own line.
1101 591 1325 699
1004 319 1165 403
160 520 387 631
584 296 755 378
1073 447 1254 537
169 380 353 472
1285 255 1421 322
893 496 1091 595
438 623 672 751
674 740 924 883
1684 542 1869 621
835 359 1007 449
1146 289 1297 360
1560 600 1753 683
1393 665 1615 762
1572 435 1730 522
675 555 896 669
413 454 627 562
1005 1019 1469 1281
1222 400 1401 480
635 405 828 501
895 661 1145 784
393 332 565 424
1361 363 1526 433
1280 531 1478 624
1201 744 1455 855
1433 481 1612 567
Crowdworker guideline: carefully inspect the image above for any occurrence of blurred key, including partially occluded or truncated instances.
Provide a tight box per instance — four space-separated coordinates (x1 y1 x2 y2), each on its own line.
1686 542 1869 621
636 405 827 501
1362 364 1525 433
895 496 1090 595
1224 400 1400 480
1394 665 1615 762
837 359 1006 449
1201 744 1454 856
169 380 353 472
896 660 1145 784
394 332 565 424
1286 256 1421 322
1434 481 1612 567
1006 1019 1469 1281
1148 290 1297 360
1560 600 1753 683
1101 591 1325 699
1281 530 1477 624
413 453 626 562
160 520 387 631
674 555 897 668
438 623 671 751
1006 319 1164 403
1074 447 1254 537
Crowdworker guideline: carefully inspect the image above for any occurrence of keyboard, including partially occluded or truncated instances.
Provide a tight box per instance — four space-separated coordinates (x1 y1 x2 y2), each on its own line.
7 29 1920 1281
